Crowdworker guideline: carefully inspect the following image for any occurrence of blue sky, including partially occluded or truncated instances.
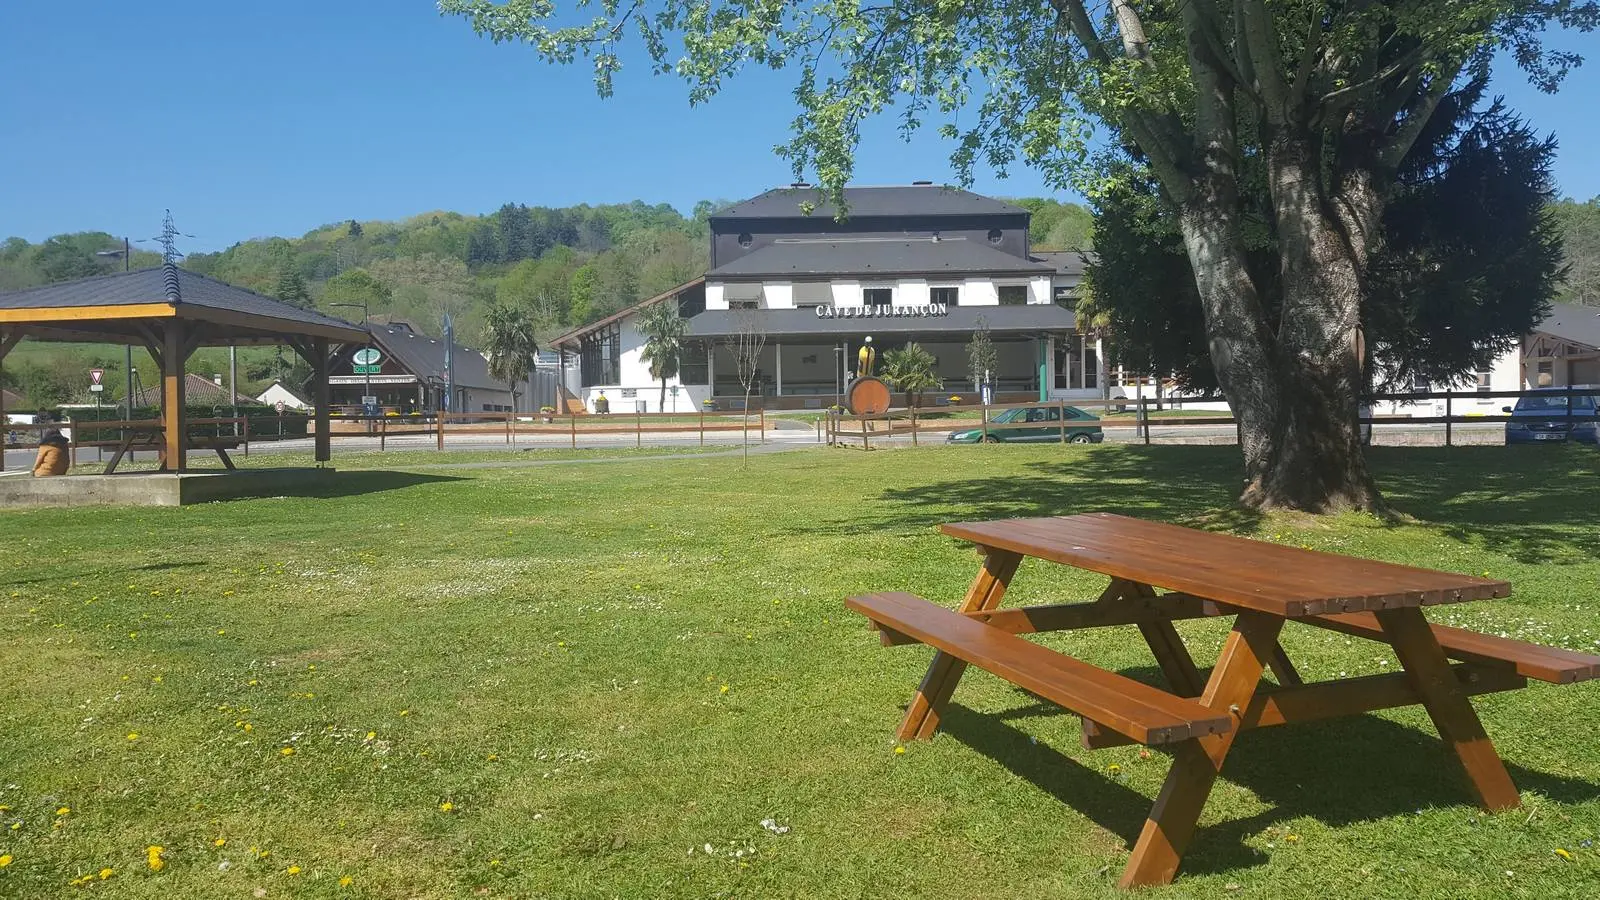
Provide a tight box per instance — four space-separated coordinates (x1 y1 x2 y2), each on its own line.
1 1 1597 252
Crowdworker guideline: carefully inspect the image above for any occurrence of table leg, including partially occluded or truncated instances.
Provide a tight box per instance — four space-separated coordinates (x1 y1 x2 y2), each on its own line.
1120 611 1284 889
103 432 137 475
1376 607 1520 811
1267 641 1304 687
897 547 1022 741
215 446 236 470
1132 584 1205 697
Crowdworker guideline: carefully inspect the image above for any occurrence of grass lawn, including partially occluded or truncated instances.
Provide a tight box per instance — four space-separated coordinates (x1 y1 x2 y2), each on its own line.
3 444 1600 898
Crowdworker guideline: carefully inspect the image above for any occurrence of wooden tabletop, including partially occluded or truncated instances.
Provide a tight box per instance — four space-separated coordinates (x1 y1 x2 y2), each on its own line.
940 513 1510 617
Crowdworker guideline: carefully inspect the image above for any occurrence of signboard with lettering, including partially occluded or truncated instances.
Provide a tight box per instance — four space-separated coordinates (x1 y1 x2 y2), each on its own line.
352 364 381 374
815 303 949 319
352 348 382 365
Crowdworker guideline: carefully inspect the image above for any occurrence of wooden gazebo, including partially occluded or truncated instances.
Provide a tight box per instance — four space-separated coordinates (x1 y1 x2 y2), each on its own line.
0 265 367 469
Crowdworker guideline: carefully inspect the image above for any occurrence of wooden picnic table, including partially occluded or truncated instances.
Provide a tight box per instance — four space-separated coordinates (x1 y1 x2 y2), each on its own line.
847 512 1600 889
101 425 239 474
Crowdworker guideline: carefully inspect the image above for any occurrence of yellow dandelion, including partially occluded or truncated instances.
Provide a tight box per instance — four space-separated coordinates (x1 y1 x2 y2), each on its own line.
1285 834 1301 843
247 679 260 686
1555 848 1573 860
56 806 70 816
280 746 295 756
217 630 226 636
399 709 410 716
439 801 454 812
719 684 729 694
364 731 376 742
223 590 234 596
0 854 12 868
243 723 253 733
147 846 165 872
126 732 139 741
487 753 499 762
214 838 226 848
488 859 501 868
339 875 353 887
99 867 114 880
894 745 906 755
8 822 19 831
1107 764 1122 775
287 864 301 875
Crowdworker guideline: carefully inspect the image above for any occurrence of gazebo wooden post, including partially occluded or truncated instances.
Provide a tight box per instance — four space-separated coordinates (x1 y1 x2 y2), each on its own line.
161 320 189 471
0 328 18 473
313 336 331 463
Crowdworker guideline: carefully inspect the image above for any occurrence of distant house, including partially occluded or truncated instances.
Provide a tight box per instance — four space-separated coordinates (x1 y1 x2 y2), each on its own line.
1524 302 1600 387
131 372 257 408
256 380 310 411
3 387 29 425
328 321 515 413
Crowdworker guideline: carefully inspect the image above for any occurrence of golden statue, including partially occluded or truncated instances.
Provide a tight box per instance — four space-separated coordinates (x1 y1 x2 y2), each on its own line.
857 336 876 379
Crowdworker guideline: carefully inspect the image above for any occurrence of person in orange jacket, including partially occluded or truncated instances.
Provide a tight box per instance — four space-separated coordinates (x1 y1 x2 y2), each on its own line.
32 428 69 477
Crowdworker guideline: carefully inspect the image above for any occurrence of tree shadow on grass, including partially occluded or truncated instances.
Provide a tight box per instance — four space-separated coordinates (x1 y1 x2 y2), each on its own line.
784 445 1264 539
1370 446 1600 564
940 691 1600 881
0 560 204 588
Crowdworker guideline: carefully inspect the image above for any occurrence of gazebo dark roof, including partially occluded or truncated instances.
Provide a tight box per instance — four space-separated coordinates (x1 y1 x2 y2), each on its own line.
0 265 365 470
0 266 367 345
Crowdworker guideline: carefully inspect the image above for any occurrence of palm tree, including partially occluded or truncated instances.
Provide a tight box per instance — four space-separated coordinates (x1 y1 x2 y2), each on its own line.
880 343 942 409
637 300 688 412
481 303 540 413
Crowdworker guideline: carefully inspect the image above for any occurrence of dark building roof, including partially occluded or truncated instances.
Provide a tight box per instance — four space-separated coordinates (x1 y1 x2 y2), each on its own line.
707 238 1055 279
548 278 705 348
1032 250 1093 277
132 372 257 408
1536 302 1600 348
2 388 25 410
366 323 507 391
710 185 1028 220
685 304 1076 339
0 266 365 343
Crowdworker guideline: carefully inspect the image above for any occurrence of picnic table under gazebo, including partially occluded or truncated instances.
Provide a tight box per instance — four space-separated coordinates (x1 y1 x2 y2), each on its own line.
0 264 367 498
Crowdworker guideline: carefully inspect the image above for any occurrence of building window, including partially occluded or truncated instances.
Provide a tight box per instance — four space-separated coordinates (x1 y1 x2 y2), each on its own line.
862 287 894 305
1475 367 1493 392
1410 374 1431 393
987 228 1003 244
930 286 960 305
729 300 758 310
679 341 709 385
1055 333 1097 390
998 285 1028 306
579 322 621 385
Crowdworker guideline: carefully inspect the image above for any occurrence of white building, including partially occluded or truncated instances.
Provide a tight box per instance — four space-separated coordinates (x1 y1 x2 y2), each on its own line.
551 184 1104 412
256 381 310 411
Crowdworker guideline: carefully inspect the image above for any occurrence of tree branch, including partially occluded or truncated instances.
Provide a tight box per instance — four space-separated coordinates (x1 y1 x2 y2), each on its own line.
1379 58 1465 170
1236 0 1291 120
1320 45 1428 111
1050 0 1195 199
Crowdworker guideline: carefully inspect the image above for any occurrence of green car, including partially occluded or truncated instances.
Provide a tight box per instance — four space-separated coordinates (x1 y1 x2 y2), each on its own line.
947 405 1104 444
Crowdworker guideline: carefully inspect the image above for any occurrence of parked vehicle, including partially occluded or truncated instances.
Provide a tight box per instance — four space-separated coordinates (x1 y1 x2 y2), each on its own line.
1503 388 1599 445
947 405 1103 444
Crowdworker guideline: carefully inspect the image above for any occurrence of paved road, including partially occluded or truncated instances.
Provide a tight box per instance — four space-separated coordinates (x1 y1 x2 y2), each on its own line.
5 421 1520 472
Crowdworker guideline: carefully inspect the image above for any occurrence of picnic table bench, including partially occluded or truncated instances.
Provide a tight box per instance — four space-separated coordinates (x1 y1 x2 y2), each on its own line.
847 513 1600 888
98 425 240 474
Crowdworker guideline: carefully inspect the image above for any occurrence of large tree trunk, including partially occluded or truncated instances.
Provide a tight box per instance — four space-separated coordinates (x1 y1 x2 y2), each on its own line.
1176 163 1384 514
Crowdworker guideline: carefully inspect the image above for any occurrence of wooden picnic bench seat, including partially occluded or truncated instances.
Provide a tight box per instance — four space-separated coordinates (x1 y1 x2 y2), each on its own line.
847 591 1233 746
1308 611 1600 684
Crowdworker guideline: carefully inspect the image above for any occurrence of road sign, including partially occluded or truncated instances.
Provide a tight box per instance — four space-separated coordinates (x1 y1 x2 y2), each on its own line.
352 364 380 374
361 395 378 406
90 368 104 385
352 348 382 366
89 384 104 393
